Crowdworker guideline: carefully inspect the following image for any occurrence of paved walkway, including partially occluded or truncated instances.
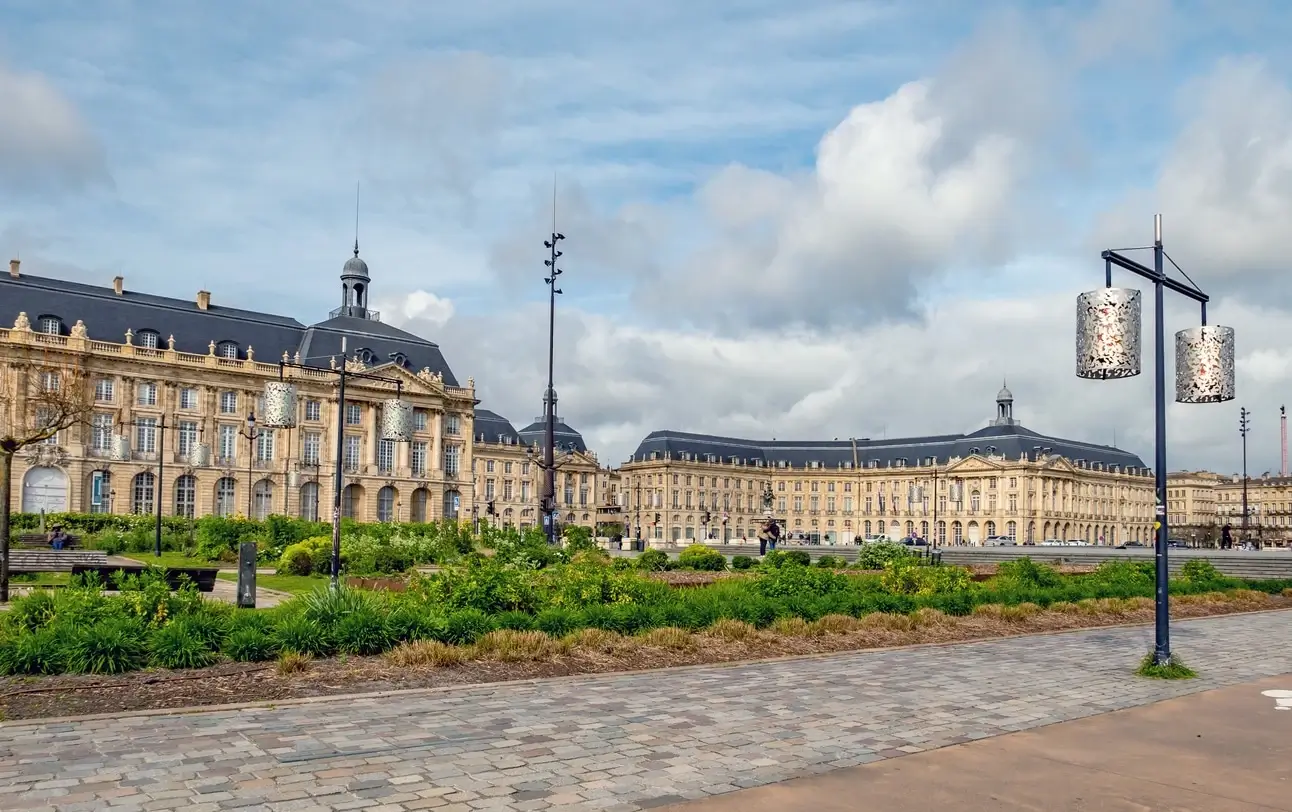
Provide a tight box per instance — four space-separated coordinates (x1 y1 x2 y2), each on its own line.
2 611 1291 811
664 673 1292 811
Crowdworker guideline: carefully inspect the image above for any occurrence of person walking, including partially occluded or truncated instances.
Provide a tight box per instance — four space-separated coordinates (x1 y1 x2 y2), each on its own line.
1221 523 1233 550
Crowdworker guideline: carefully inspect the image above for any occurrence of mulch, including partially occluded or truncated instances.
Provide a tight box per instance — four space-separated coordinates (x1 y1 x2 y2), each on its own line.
2 595 1286 723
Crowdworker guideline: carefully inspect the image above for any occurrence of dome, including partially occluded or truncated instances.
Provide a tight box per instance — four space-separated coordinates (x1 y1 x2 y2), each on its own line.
342 243 369 278
997 384 1013 401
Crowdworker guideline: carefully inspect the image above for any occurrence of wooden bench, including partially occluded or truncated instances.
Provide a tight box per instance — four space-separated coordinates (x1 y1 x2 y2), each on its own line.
13 532 82 549
8 550 107 573
70 564 219 593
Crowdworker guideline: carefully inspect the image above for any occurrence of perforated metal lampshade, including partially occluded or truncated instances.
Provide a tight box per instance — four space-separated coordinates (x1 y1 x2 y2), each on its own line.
287 470 300 488
110 434 131 461
1076 287 1142 379
189 443 211 467
261 381 298 428
381 398 414 441
1175 326 1236 403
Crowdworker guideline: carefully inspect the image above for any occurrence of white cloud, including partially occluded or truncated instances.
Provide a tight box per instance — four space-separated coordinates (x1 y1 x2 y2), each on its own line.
379 290 456 328
0 62 110 193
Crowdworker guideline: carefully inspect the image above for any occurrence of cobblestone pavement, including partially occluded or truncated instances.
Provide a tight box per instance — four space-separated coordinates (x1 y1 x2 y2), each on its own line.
3 611 1291 812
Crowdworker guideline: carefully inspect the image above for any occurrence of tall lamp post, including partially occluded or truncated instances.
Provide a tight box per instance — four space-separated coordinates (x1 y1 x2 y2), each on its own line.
238 411 258 518
1077 214 1235 666
118 417 168 558
542 230 566 545
259 340 412 591
1239 407 1251 541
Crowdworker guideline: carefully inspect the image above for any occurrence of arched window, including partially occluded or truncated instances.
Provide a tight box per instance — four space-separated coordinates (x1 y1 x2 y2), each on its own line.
136 329 161 349
132 472 155 515
298 482 319 521
377 486 397 522
253 479 273 520
175 475 196 517
936 520 946 545
920 520 929 539
216 341 239 359
863 520 872 536
1007 520 1017 539
442 489 460 520
905 520 914 537
342 484 362 519
36 315 62 335
411 488 429 522
215 477 237 517
986 520 996 536
952 521 963 544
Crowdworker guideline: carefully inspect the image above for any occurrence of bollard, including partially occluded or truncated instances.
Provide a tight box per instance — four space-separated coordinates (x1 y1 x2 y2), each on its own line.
237 541 257 609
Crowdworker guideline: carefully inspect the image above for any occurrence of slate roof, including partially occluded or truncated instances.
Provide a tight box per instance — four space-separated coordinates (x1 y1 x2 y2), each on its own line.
627 415 1148 472
474 409 521 445
517 417 588 453
1 268 460 383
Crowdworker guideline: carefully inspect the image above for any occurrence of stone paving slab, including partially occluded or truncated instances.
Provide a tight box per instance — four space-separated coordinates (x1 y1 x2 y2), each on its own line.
2 611 1291 811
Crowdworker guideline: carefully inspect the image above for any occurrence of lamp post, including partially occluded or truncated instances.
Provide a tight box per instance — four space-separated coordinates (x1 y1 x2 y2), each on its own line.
1077 214 1235 666
120 417 167 558
238 411 257 518
1240 407 1251 541
260 341 411 591
542 230 566 545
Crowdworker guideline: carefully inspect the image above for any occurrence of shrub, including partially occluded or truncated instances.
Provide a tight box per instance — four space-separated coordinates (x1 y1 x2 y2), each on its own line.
855 542 913 570
636 548 670 572
334 607 394 655
782 550 812 567
730 555 756 571
64 618 148 674
881 559 972 596
272 615 333 657
639 627 694 650
0 627 66 675
814 555 844 569
755 563 849 599
706 619 756 641
276 651 312 675
386 640 465 668
278 536 333 576
444 609 494 645
677 544 726 572
997 558 1062 589
384 606 446 642
181 610 231 650
494 610 536 631
150 619 219 669
1181 559 1222 584
223 627 278 662
562 525 598 556
534 607 581 638
8 590 56 632
475 630 567 662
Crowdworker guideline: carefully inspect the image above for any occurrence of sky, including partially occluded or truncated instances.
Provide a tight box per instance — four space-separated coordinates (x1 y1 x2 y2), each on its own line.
3 0 1292 475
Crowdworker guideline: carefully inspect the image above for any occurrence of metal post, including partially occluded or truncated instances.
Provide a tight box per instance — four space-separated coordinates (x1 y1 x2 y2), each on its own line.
331 339 347 591
542 230 565 546
1240 407 1250 540
1152 215 1171 665
155 416 164 558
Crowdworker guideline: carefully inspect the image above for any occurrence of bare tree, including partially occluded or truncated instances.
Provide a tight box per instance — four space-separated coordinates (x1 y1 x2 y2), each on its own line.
0 352 94 602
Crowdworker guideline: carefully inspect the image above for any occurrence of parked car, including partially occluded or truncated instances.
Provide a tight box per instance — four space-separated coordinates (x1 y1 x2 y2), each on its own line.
1040 539 1065 546
1116 541 1147 549
1064 539 1089 546
983 535 1016 546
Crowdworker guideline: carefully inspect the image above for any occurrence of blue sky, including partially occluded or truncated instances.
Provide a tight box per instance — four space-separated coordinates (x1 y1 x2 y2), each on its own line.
4 0 1292 471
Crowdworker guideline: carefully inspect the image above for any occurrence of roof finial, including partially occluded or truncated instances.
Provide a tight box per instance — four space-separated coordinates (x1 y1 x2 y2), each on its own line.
353 181 361 257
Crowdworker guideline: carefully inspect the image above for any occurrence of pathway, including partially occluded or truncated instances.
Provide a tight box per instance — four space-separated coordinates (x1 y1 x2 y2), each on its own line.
2 611 1291 811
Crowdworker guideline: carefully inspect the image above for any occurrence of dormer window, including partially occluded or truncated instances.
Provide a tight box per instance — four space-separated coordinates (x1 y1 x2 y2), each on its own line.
216 341 239 359
36 315 62 335
355 347 377 365
389 351 409 367
136 329 161 349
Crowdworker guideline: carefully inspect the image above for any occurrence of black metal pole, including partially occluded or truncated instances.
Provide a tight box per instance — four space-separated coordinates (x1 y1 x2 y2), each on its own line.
1152 220 1171 666
1240 407 1250 540
155 417 164 558
331 365 346 590
542 231 564 546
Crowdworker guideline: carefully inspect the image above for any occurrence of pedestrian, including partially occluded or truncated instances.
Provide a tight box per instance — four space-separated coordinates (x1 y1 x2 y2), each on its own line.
757 524 768 556
1221 523 1232 550
768 519 781 551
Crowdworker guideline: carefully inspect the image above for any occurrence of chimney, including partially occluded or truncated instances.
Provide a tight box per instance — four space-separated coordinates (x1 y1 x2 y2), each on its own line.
112 275 124 295
196 290 211 311
8 258 18 278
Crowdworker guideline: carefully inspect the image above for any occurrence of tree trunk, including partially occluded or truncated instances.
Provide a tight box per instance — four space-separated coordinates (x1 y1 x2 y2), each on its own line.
0 450 12 603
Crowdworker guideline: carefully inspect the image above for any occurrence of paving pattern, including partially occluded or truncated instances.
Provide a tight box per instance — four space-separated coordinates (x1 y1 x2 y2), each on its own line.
3 610 1291 812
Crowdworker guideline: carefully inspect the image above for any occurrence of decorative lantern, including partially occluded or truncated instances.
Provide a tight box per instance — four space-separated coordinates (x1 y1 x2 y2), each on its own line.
110 434 131 460
381 398 414 441
261 381 298 428
1175 326 1235 403
1076 288 1141 379
287 470 300 488
189 443 211 467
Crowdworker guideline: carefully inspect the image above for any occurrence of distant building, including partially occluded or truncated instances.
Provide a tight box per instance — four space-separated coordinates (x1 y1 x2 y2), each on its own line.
1168 469 1292 545
619 386 1155 546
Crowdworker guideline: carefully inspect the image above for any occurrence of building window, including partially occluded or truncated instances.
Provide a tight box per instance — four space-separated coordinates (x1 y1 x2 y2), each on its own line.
216 341 239 359
37 316 62 335
444 444 461 476
303 400 321 421
302 432 321 465
342 484 360 519
91 413 113 451
345 403 361 425
411 488 428 522
180 387 198 410
178 421 198 457
135 417 157 454
299 482 319 521
137 330 160 349
414 409 428 431
343 435 361 471
175 475 196 518
256 429 274 462
218 424 237 461
137 381 158 406
411 441 427 476
215 477 236 516
94 378 114 402
38 370 59 392
521 481 531 501
252 480 273 520
377 439 395 473
219 391 238 414
503 480 513 500
131 472 155 515
444 415 460 435
378 486 397 522
88 470 111 514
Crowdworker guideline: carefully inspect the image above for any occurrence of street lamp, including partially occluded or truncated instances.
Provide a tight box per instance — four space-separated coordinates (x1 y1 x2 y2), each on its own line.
238 411 257 518
1077 213 1235 667
118 416 168 558
541 230 566 546
527 442 571 543
1240 407 1251 541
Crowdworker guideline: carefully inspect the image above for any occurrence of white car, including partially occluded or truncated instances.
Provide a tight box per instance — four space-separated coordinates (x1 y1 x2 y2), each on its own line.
1040 539 1065 546
983 535 1017 546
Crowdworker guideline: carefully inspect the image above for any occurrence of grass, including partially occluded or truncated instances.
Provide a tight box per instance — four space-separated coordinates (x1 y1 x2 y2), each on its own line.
119 551 219 570
215 572 325 595
1135 653 1198 680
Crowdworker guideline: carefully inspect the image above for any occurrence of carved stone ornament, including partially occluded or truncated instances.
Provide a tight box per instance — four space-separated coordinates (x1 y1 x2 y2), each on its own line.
247 345 255 361
167 334 176 350
208 340 217 355
1076 287 1142 380
13 312 30 330
344 356 366 372
25 445 68 467
124 328 134 345
282 351 291 362
70 320 88 338
261 381 298 428
1175 326 1236 404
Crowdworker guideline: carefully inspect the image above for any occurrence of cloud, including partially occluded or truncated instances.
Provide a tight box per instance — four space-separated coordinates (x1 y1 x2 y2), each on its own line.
378 289 455 327
1095 57 1292 307
0 62 110 193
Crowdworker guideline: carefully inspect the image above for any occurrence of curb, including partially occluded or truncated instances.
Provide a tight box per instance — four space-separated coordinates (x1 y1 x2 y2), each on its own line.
4 605 1288 729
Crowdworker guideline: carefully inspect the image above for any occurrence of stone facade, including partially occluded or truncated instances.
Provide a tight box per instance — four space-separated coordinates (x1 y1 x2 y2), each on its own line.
1168 469 1292 545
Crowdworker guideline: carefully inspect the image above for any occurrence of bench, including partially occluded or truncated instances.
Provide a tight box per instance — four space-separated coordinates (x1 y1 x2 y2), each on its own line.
8 550 107 573
70 564 219 593
14 532 82 549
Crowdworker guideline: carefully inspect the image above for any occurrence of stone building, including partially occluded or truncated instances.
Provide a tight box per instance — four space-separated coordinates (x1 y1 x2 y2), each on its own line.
1168 469 1292 545
0 251 477 523
618 386 1156 546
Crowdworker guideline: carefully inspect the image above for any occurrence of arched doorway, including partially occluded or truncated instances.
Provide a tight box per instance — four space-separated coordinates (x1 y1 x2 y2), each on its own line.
22 466 68 514
377 486 397 522
966 521 980 545
342 484 364 519
411 488 429 522
252 479 274 520
442 489 460 520
298 482 319 521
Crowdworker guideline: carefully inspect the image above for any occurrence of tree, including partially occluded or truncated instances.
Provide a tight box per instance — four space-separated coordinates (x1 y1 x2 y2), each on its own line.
1 352 94 602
